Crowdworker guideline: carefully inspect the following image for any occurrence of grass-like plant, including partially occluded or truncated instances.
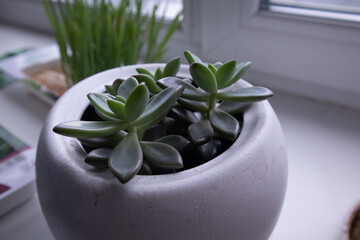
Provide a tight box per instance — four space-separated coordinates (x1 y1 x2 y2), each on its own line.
42 0 182 87
53 50 273 183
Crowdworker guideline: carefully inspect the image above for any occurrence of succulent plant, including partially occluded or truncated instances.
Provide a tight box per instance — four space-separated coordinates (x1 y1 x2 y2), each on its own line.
53 50 273 183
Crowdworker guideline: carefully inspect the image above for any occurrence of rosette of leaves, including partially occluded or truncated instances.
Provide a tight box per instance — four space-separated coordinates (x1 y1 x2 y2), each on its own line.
157 51 273 159
130 57 182 94
53 77 187 183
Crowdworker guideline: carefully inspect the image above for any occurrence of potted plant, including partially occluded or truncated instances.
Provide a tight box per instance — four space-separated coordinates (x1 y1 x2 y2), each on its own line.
36 51 287 240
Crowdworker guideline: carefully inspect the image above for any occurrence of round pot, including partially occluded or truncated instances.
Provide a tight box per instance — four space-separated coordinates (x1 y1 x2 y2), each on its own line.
36 64 288 240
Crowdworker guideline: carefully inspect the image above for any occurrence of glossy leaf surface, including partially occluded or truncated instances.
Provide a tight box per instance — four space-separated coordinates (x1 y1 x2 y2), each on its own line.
109 132 143 183
155 68 162 80
162 57 180 77
88 93 117 118
53 121 128 138
221 61 251 89
209 108 239 140
187 119 214 145
216 86 273 102
78 131 127 148
133 86 184 127
133 74 162 93
117 77 138 99
157 77 210 101
112 79 124 94
84 148 112 168
140 141 183 169
177 98 208 113
136 67 155 79
156 135 190 151
190 62 217 93
184 50 202 64
218 101 250 115
107 99 125 118
216 60 236 89
124 84 149 121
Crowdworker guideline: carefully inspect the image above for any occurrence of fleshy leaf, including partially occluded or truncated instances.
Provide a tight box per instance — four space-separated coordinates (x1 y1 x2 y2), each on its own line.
155 68 162 80
187 119 214 145
105 85 115 95
53 121 128 138
195 140 218 162
177 98 208 113
124 83 149 122
95 108 120 121
162 57 181 77
184 50 202 64
216 60 237 89
117 77 138 99
109 132 143 183
115 95 126 103
213 62 223 69
138 161 152 175
84 148 112 168
88 93 117 118
209 108 239 140
133 74 162 93
133 86 184 128
208 64 217 75
78 131 127 148
140 141 183 169
112 79 124 94
142 124 166 141
218 101 250 115
190 62 218 93
156 135 190 151
216 86 273 102
157 77 210 101
136 68 155 79
107 99 125 118
221 61 251 89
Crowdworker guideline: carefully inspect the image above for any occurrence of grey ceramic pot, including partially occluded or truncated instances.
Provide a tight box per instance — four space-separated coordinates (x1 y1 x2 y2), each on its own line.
36 64 287 240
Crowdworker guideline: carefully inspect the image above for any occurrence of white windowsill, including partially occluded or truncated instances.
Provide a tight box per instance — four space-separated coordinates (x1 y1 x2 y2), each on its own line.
0 23 359 240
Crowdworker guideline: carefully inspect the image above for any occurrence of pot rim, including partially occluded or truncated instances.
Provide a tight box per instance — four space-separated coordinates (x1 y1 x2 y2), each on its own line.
42 63 273 186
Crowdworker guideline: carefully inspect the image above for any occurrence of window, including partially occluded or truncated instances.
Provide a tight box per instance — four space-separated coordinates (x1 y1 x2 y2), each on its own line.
261 0 360 22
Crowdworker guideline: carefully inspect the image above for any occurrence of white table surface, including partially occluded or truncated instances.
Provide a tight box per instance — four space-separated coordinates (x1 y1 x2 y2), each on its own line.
1 23 360 240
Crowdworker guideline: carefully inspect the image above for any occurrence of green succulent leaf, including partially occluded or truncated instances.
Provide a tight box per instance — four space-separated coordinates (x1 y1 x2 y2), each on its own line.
162 57 181 77
184 50 202 64
115 95 126 103
208 64 217 75
155 68 162 80
117 77 138 99
140 141 183 169
213 62 223 69
95 108 120 121
136 67 155 79
156 135 190 151
177 98 208 113
109 132 143 184
157 77 210 101
218 101 250 115
195 140 218 162
133 86 184 128
216 60 237 89
105 85 115 95
138 161 152 175
53 121 128 138
88 93 117 118
216 86 273 102
221 61 251 89
107 99 125 119
190 62 218 93
78 131 127 148
133 74 162 93
112 79 124 95
187 119 214 145
124 83 149 122
209 108 240 140
84 148 112 168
